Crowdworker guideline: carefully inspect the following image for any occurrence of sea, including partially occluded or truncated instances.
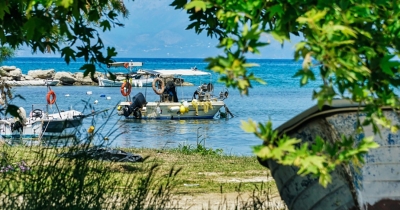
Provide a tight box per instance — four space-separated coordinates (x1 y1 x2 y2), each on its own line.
1 57 321 156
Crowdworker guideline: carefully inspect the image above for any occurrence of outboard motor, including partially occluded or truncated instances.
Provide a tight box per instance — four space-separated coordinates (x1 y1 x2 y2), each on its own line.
123 92 147 118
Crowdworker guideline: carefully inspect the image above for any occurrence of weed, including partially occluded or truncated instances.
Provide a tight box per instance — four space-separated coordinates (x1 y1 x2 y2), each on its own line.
174 142 223 156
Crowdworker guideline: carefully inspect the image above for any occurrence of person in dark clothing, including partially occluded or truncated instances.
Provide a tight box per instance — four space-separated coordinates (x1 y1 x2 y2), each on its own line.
164 81 178 102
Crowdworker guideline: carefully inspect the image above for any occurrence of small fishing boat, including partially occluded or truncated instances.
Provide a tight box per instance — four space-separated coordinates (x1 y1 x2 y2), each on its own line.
0 88 84 140
5 79 59 86
116 69 231 120
98 62 155 87
0 107 84 140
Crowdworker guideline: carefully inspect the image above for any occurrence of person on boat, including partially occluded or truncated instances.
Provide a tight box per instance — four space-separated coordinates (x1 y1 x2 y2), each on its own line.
164 80 178 102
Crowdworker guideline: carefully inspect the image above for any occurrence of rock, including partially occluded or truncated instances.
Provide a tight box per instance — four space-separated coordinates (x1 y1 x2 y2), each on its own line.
1 76 11 81
73 72 95 85
1 66 17 72
25 75 34 80
28 69 55 79
9 68 22 80
55 71 76 85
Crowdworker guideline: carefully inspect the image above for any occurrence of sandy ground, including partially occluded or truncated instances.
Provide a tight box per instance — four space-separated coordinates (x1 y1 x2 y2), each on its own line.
171 176 287 210
175 192 286 210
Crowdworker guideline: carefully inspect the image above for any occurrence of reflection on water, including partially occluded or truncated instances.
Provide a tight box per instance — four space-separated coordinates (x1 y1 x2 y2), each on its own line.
6 136 79 147
110 118 228 150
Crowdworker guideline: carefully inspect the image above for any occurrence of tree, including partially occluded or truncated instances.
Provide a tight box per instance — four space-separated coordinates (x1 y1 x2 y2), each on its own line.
0 0 130 77
0 0 130 115
170 0 400 186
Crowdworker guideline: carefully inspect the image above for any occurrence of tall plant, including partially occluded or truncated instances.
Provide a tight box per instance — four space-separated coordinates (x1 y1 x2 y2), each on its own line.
170 0 399 186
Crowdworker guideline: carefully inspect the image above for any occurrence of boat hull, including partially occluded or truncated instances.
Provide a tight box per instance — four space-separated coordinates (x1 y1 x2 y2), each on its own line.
5 79 59 86
118 101 225 120
0 110 83 140
259 102 400 210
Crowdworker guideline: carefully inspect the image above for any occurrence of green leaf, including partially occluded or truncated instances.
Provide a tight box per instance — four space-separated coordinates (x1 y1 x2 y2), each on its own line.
0 1 9 19
269 31 287 44
61 47 76 64
184 1 207 12
380 54 397 76
79 64 96 77
58 0 74 8
100 20 111 32
241 120 257 133
5 105 20 118
107 71 116 81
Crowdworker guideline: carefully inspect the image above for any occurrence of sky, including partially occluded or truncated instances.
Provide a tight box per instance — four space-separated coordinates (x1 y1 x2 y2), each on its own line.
16 0 300 59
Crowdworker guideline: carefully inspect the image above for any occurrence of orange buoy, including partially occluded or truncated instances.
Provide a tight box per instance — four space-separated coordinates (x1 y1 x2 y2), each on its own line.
120 81 132 96
46 90 56 104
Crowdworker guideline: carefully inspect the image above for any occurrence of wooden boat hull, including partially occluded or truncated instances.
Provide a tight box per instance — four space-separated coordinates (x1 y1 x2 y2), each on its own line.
258 101 400 210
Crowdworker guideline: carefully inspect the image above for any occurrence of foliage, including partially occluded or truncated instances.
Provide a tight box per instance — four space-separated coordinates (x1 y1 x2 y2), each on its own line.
243 120 379 187
172 0 399 186
174 142 223 156
0 0 131 118
0 145 180 209
0 46 14 64
0 0 129 78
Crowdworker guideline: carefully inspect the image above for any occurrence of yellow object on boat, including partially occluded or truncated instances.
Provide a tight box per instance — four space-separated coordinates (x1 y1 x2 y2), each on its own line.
117 105 121 111
206 101 213 110
191 99 198 116
180 105 186 114
202 101 211 113
88 125 95 134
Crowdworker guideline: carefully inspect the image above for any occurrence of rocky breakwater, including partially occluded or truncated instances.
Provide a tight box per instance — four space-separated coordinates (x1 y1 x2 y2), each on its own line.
0 66 103 86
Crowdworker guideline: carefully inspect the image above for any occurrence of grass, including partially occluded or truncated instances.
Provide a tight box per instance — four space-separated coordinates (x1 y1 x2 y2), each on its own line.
0 141 285 209
0 100 285 209
126 146 275 194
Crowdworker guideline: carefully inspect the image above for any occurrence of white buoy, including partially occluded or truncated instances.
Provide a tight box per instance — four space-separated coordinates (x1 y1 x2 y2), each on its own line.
106 96 111 100
87 91 92 95
65 94 70 97
94 100 98 104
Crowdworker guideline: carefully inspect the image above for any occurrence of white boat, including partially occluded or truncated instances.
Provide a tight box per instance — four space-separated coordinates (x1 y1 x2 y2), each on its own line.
98 62 155 87
116 69 230 120
0 106 84 140
5 79 59 86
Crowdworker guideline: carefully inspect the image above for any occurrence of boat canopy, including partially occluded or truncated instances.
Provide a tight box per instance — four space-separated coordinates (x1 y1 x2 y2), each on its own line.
108 62 143 67
139 69 211 76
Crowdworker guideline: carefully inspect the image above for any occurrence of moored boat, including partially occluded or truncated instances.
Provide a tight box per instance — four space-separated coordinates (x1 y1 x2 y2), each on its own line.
5 79 59 86
0 107 84 140
0 87 84 141
98 61 155 87
116 69 230 120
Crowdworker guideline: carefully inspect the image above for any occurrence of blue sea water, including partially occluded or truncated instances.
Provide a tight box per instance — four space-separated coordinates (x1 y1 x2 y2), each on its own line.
2 57 320 156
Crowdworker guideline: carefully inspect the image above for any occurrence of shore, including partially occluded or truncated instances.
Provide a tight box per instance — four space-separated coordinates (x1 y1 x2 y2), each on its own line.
0 144 285 209
0 65 193 86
